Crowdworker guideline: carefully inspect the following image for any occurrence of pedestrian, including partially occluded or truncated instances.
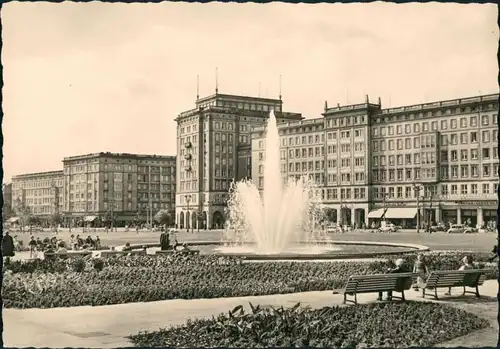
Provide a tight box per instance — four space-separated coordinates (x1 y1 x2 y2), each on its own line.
28 236 37 259
160 227 170 251
95 236 101 250
136 224 139 235
2 231 15 263
413 253 429 291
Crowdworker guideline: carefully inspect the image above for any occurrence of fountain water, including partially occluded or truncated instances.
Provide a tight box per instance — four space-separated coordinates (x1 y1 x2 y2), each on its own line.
220 110 338 255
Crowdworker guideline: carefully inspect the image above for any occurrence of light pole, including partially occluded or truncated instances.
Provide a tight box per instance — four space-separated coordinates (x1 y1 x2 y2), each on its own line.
412 182 423 234
185 194 191 233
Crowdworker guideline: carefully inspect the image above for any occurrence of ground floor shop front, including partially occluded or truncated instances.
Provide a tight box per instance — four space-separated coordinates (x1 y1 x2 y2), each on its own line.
367 199 497 229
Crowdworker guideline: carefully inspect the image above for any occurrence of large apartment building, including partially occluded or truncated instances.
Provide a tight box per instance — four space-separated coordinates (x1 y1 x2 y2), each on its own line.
175 93 303 229
251 93 499 228
62 152 176 225
11 170 64 220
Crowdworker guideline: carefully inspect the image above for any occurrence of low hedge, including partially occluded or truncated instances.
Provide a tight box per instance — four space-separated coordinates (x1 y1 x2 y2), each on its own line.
128 301 489 348
3 251 497 309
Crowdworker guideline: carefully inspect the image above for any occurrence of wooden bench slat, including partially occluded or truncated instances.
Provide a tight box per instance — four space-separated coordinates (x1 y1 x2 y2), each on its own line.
422 269 494 299
341 273 414 304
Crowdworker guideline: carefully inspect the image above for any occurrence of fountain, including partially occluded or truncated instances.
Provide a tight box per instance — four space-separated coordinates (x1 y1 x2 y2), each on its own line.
219 110 338 255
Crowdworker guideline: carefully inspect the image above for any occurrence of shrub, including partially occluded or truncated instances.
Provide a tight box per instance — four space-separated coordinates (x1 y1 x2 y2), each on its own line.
128 302 489 348
3 251 497 309
92 258 105 272
69 258 86 273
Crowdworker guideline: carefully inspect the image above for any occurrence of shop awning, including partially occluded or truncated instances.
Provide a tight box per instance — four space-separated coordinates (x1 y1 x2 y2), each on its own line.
84 216 97 222
367 208 386 219
7 217 19 223
384 208 418 219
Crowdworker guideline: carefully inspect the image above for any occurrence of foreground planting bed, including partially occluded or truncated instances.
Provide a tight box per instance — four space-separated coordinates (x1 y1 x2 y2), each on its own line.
128 301 489 348
3 252 496 309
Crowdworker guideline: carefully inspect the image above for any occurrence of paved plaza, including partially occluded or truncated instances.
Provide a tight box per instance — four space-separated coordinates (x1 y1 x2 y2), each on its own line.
4 280 498 348
13 228 498 252
5 230 499 348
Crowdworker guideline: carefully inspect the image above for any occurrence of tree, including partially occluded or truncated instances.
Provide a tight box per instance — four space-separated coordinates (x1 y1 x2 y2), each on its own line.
103 209 115 229
154 209 171 227
49 212 62 229
14 198 32 231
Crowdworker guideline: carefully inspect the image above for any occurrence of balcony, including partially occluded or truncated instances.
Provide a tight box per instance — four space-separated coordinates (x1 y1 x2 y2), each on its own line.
185 142 192 149
184 153 192 160
184 165 192 172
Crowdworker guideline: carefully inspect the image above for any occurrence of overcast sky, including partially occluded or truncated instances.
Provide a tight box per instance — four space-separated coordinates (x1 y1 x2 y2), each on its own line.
2 2 498 181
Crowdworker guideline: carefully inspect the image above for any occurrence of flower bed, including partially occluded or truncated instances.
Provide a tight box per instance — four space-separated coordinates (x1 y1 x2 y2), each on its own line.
3 251 497 309
128 301 489 348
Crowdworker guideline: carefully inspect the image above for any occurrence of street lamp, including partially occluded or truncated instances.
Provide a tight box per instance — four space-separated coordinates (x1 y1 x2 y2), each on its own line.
185 194 192 233
412 182 423 234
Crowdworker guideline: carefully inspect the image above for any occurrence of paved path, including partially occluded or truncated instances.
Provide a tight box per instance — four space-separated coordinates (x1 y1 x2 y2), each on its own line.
13 229 497 252
4 280 498 348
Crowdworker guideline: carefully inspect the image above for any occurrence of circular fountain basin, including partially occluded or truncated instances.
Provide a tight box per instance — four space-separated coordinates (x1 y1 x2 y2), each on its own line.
123 240 429 261
214 244 343 255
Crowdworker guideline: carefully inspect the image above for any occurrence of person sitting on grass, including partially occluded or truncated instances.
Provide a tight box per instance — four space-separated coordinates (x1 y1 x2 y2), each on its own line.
122 242 132 252
413 253 429 291
377 258 409 301
444 255 474 296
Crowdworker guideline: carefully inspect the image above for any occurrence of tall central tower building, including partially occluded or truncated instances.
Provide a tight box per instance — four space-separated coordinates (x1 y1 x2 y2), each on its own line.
175 93 303 230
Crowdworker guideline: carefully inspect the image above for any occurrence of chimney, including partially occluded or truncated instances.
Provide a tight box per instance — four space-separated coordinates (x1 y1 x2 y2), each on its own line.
324 101 328 111
365 94 369 103
378 96 382 105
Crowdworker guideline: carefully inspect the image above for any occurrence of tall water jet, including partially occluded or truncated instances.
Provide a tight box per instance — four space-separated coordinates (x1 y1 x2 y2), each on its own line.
224 110 329 254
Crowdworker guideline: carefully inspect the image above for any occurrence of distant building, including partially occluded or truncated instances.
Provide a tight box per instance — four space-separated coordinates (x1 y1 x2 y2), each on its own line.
252 93 499 228
62 152 176 226
175 92 303 230
11 171 64 222
2 183 13 220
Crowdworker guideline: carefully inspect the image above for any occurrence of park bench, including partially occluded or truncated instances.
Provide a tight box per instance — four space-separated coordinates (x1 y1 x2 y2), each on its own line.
340 272 414 305
100 250 147 257
421 269 491 299
44 251 92 260
156 249 200 256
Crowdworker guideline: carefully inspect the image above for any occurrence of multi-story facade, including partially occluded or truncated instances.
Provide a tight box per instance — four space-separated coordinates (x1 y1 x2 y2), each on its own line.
11 170 64 219
252 93 499 228
62 152 176 225
175 93 303 230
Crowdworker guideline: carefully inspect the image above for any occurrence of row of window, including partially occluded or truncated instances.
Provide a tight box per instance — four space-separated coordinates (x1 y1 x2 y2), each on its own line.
372 147 498 167
12 179 63 189
371 163 499 182
372 113 497 137
323 187 367 200
372 182 498 200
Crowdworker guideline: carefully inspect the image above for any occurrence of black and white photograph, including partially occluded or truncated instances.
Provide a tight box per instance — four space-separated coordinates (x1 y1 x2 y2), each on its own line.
1 1 499 348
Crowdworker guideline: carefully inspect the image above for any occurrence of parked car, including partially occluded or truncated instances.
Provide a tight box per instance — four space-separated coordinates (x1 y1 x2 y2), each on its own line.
430 223 447 232
447 224 476 234
326 224 342 233
378 222 399 233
